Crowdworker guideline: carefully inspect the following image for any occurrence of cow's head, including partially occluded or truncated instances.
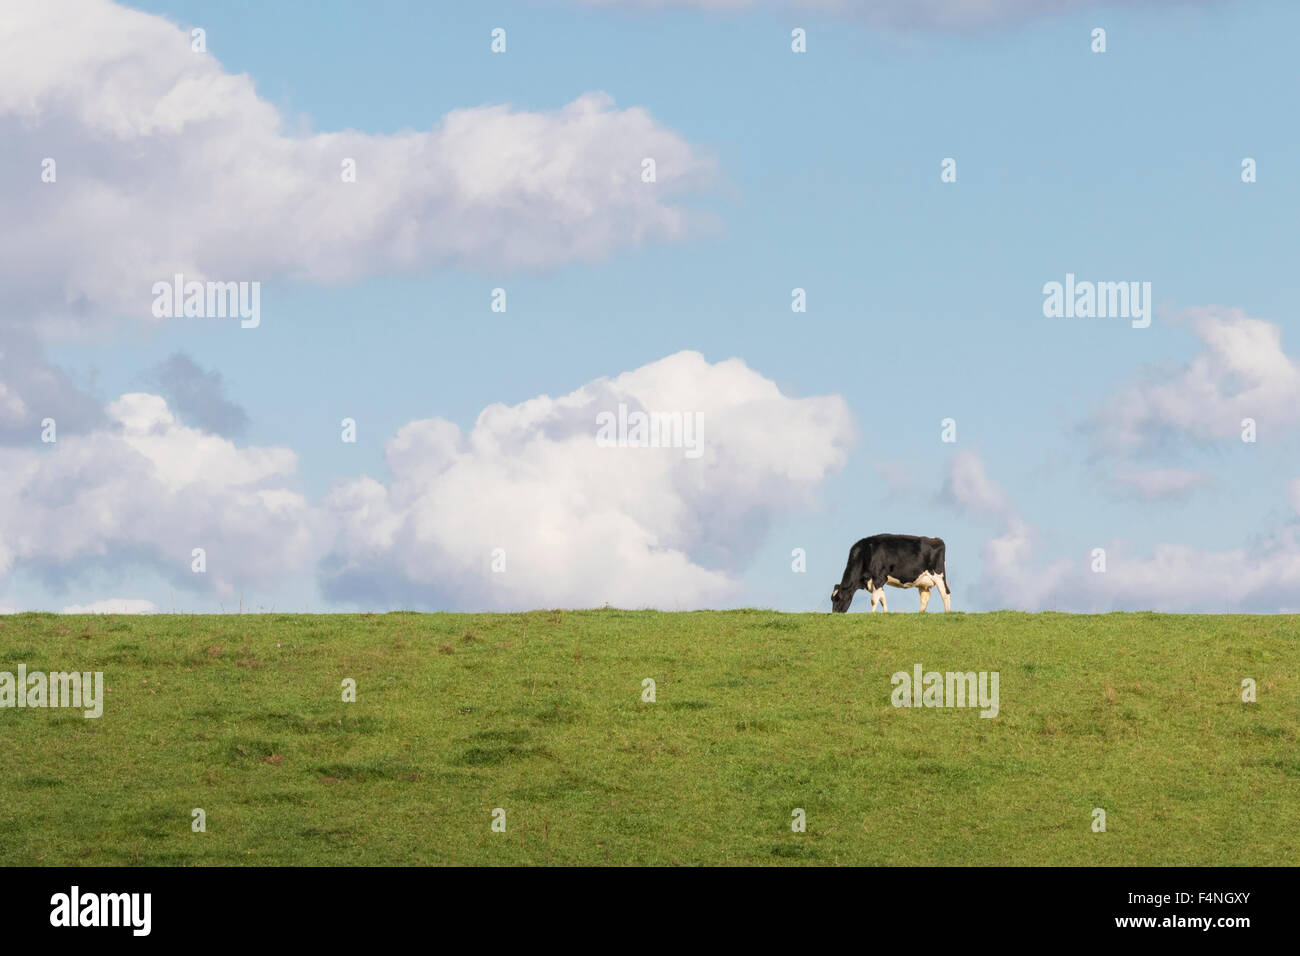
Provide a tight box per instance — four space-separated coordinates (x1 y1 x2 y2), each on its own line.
831 583 855 613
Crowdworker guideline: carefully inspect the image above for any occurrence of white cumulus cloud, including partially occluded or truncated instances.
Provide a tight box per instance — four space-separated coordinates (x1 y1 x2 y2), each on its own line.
0 393 323 599
322 350 854 610
0 0 716 336
1 352 852 610
1088 309 1300 454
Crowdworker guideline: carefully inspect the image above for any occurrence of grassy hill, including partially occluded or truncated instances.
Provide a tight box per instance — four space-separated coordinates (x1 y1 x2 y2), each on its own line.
0 610 1296 866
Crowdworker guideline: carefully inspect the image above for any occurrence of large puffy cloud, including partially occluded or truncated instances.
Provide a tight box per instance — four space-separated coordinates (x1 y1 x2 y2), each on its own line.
322 351 854 610
0 0 716 334
12 346 1298 611
1087 309 1300 454
576 0 1211 30
0 392 323 599
2 351 854 610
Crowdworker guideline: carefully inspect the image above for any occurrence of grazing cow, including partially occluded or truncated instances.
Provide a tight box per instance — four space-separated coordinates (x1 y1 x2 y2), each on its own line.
830 534 951 613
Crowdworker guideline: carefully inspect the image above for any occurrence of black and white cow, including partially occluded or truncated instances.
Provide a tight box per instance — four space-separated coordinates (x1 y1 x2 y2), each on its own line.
830 534 951 613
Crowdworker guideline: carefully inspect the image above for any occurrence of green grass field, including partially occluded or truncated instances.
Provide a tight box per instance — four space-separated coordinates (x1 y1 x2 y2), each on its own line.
0 610 1296 866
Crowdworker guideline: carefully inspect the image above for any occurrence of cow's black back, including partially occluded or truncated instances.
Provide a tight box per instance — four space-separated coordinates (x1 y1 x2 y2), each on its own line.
833 534 948 611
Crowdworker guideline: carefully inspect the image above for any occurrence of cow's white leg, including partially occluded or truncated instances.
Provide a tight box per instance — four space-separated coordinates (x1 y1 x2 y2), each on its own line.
918 587 930 612
874 587 888 612
935 574 951 612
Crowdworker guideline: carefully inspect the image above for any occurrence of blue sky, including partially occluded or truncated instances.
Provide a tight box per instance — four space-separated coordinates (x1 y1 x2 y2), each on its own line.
4 0 1299 613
